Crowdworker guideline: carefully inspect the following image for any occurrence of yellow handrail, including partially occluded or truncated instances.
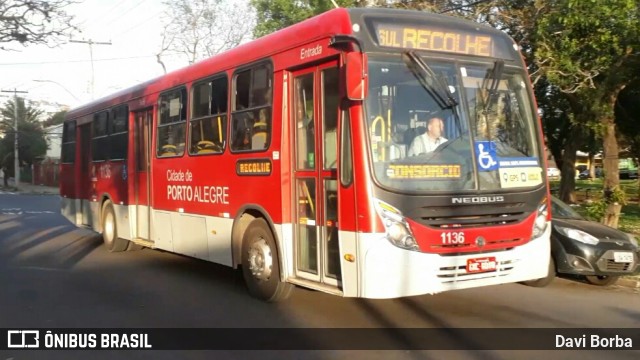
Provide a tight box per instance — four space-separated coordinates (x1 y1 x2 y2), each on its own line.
371 110 393 161
370 115 385 161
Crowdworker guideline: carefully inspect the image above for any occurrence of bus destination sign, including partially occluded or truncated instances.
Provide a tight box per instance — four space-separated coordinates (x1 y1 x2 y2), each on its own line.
375 23 493 57
386 164 461 179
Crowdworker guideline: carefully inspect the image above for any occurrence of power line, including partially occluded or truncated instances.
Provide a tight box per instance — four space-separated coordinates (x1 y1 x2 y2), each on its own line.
76 0 130 28
69 39 113 99
111 9 165 38
76 0 151 34
0 52 183 66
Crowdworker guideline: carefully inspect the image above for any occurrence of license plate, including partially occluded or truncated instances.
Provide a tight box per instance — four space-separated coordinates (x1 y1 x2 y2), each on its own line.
466 257 497 273
613 252 634 263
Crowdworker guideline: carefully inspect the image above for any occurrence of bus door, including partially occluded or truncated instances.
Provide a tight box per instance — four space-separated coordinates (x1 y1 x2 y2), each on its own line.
78 123 92 225
292 62 342 287
133 109 152 241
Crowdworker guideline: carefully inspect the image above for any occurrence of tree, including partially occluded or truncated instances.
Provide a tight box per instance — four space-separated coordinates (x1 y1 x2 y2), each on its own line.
536 81 584 202
616 78 640 200
250 0 363 38
0 0 76 50
42 110 67 127
156 0 256 70
534 0 640 227
0 97 48 168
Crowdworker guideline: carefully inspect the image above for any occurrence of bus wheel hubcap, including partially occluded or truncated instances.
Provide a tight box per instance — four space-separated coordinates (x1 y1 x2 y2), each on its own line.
248 238 272 281
104 212 114 242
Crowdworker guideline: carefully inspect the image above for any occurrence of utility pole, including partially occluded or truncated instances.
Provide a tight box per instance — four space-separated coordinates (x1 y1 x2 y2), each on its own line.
70 38 112 99
1 89 28 190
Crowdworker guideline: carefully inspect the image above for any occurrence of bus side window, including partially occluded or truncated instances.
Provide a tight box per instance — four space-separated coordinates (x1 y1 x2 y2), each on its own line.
295 73 314 169
157 88 187 158
252 108 269 150
190 75 228 155
231 63 272 152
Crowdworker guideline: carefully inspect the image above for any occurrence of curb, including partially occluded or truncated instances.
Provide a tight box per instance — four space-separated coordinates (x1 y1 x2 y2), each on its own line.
13 189 60 195
617 277 640 289
20 190 60 195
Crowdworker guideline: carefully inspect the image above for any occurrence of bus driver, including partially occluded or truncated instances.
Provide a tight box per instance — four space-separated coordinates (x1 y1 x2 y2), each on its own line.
408 117 447 156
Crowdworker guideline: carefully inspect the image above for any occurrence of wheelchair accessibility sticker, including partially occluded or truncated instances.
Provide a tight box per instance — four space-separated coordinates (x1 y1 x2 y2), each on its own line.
475 141 498 171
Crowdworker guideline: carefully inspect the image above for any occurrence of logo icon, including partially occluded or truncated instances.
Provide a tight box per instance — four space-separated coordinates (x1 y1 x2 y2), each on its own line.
475 236 486 247
475 141 498 171
8 330 39 348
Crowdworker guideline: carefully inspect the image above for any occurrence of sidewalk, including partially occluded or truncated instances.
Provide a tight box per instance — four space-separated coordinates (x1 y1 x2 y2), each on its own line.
17 183 60 195
2 178 59 195
618 276 640 290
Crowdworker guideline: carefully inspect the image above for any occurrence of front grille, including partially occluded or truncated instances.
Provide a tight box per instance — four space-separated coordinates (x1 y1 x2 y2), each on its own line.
596 250 637 273
601 259 633 272
412 202 528 229
431 237 522 250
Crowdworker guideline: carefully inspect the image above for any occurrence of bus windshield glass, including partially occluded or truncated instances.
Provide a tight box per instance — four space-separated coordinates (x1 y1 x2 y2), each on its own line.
365 54 541 193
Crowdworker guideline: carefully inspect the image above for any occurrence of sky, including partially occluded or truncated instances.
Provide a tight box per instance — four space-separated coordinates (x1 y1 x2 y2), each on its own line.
0 0 209 111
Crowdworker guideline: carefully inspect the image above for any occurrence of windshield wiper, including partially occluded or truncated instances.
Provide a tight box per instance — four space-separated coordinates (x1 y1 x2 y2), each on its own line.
402 51 458 109
481 59 505 113
401 51 461 134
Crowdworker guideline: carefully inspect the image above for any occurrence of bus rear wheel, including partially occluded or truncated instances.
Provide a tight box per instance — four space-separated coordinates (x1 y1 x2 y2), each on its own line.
102 201 128 252
241 218 293 302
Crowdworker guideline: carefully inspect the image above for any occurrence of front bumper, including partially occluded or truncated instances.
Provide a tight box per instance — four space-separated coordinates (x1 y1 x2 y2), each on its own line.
358 224 551 299
554 239 640 276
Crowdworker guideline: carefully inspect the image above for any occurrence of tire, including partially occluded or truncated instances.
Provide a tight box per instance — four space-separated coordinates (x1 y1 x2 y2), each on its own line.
241 218 293 302
585 275 619 286
522 256 556 287
102 201 128 252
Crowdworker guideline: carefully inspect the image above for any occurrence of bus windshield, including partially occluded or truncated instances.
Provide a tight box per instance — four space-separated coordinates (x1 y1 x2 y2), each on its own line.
365 54 541 193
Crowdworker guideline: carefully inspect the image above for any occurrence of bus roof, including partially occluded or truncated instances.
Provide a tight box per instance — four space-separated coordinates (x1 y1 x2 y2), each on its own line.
65 7 354 121
65 7 516 121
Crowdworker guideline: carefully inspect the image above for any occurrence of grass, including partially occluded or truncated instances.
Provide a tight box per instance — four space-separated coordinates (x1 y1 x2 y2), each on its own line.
550 179 640 236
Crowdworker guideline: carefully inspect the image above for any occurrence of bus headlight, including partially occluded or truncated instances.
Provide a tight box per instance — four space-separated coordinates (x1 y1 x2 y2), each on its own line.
374 199 419 251
531 198 549 240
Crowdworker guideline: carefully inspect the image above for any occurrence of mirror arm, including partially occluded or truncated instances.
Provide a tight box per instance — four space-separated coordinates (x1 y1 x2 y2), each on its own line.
329 35 363 52
329 35 367 81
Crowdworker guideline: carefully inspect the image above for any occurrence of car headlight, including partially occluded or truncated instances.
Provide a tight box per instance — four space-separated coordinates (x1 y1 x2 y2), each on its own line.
531 198 549 239
625 233 639 248
555 225 600 245
374 199 419 251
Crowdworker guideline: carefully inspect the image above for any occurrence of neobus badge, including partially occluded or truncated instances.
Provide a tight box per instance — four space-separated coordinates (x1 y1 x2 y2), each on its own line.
452 196 505 204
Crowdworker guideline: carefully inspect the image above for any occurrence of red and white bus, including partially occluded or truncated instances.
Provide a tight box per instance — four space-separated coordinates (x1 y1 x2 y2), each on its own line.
60 8 551 301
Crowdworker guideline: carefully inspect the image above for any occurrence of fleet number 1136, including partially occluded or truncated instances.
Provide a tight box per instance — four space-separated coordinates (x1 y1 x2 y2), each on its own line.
441 232 465 244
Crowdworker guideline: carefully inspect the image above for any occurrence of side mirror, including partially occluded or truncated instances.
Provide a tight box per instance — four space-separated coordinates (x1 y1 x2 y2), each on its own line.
345 52 368 101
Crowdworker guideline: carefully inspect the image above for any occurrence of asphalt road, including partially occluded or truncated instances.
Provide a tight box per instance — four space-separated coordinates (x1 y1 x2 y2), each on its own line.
1 193 639 359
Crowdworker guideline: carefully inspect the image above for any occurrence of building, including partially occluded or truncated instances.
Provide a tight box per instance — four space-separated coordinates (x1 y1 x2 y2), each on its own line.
33 123 63 187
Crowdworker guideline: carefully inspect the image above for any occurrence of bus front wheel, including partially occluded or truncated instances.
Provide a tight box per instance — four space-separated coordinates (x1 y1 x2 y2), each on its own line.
241 218 293 302
102 201 128 252
521 256 556 287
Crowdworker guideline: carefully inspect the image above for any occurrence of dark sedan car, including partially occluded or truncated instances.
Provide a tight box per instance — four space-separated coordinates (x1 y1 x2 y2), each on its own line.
523 196 640 287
